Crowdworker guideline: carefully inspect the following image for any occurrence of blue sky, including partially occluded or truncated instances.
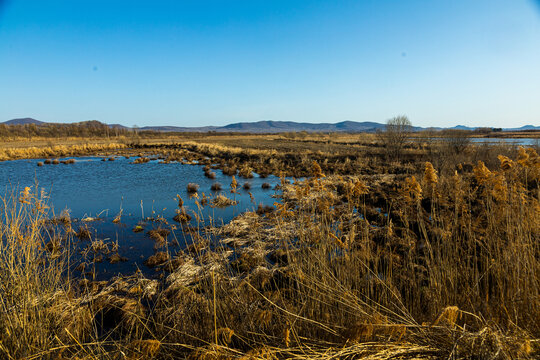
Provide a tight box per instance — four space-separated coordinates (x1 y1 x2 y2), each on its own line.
1 0 539 128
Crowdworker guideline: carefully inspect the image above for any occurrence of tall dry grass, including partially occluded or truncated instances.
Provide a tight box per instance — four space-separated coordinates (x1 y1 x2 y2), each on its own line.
0 187 85 359
264 148 539 356
0 143 127 161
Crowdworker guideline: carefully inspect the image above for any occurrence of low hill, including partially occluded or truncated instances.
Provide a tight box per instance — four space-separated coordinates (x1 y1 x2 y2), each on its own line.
3 118 45 126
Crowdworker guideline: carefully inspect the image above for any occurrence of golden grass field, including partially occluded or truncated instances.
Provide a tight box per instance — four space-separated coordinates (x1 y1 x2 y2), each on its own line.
0 133 539 359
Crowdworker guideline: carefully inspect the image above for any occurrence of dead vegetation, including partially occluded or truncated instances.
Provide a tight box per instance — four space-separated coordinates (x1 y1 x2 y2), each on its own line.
187 183 200 193
0 140 539 359
211 193 238 208
0 142 128 161
133 156 150 164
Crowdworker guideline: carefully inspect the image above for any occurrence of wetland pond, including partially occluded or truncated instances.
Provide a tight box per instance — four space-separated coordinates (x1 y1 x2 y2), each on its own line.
1 156 282 279
469 137 538 146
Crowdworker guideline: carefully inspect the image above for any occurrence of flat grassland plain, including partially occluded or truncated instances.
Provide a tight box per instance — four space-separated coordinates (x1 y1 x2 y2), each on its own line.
0 130 539 359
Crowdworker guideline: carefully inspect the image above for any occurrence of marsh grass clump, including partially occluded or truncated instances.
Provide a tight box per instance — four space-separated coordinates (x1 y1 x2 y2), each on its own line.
211 182 222 191
46 210 72 228
148 227 170 240
222 165 237 176
88 238 109 253
204 168 217 179
187 183 199 193
109 253 128 264
231 251 265 273
173 209 192 223
144 251 169 267
256 203 274 215
76 225 91 240
211 194 237 208
147 228 170 248
133 156 150 164
162 257 185 272
238 164 254 178
211 193 237 208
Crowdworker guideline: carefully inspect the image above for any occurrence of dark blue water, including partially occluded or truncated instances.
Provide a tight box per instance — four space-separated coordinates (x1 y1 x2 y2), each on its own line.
0 156 281 278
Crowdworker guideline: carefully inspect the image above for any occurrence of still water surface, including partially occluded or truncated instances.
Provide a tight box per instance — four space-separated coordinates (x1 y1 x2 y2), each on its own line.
0 156 281 278
469 137 538 146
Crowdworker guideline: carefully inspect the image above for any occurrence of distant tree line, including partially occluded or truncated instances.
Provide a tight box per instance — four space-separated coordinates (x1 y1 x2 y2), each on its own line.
0 121 156 139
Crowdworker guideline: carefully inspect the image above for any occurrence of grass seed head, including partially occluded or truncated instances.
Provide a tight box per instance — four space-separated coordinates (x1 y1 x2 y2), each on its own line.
311 160 325 178
423 161 438 186
498 155 513 171
473 161 492 185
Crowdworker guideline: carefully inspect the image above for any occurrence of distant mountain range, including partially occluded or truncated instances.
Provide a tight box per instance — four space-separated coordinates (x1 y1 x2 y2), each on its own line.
2 118 539 133
140 120 389 133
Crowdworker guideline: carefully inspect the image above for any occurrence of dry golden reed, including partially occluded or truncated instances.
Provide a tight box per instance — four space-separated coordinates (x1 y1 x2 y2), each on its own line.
400 176 422 203
473 160 492 184
498 154 513 171
423 161 438 186
352 178 369 197
0 143 127 161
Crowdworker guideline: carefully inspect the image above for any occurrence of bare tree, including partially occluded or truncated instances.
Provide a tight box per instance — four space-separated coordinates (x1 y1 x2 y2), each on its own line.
378 115 412 159
441 129 471 154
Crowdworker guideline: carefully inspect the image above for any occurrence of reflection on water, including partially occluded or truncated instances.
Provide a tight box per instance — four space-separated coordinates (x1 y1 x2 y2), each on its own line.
0 156 281 279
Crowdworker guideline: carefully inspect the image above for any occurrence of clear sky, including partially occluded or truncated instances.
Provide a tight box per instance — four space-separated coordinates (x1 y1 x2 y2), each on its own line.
1 0 539 128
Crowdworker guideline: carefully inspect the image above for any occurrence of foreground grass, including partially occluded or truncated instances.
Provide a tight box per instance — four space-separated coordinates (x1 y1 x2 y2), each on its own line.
0 144 538 359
